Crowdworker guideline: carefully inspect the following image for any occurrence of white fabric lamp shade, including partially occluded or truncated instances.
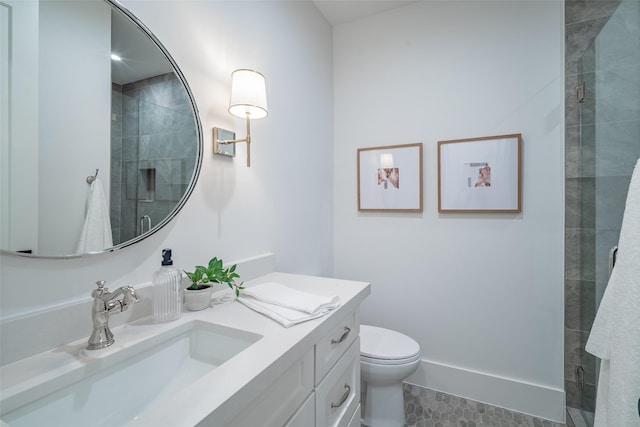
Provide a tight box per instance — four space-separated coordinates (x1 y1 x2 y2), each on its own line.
228 69 268 120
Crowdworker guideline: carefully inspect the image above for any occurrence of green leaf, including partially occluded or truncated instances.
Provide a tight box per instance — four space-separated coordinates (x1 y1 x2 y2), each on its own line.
186 257 244 296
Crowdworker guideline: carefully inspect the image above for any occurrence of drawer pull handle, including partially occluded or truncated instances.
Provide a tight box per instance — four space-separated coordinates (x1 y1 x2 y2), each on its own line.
330 384 351 409
331 326 351 345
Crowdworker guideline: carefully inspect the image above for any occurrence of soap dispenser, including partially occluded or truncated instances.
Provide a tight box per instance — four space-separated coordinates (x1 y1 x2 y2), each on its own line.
152 248 182 322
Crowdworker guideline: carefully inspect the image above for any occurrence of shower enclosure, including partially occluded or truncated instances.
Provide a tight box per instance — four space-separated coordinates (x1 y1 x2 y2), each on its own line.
565 0 640 425
110 73 198 245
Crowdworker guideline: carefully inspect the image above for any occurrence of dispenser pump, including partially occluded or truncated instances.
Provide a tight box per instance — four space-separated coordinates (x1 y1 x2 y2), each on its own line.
162 248 174 266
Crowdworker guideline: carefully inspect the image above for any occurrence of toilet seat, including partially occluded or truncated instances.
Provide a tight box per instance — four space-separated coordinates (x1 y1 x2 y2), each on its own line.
360 325 421 365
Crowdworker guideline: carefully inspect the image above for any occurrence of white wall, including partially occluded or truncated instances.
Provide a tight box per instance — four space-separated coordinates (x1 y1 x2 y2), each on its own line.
0 0 333 353
2 0 39 253
0 3 7 250
38 1 111 255
332 1 565 421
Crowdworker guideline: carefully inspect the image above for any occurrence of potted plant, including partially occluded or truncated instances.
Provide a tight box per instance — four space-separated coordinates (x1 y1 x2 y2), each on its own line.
183 257 244 311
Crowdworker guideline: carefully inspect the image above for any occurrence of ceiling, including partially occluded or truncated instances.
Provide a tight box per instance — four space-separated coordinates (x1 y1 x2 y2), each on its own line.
312 0 421 26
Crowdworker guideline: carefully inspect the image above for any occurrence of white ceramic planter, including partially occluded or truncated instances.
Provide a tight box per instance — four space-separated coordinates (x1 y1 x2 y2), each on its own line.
183 286 213 311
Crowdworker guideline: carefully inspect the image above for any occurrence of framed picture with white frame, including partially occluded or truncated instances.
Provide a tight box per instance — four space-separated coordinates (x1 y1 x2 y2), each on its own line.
438 134 522 213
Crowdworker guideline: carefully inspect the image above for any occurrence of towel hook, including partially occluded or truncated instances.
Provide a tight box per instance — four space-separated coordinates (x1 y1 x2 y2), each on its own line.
86 169 99 185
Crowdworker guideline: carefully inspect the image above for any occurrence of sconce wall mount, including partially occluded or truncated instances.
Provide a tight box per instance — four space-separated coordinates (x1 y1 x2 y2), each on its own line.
214 69 268 167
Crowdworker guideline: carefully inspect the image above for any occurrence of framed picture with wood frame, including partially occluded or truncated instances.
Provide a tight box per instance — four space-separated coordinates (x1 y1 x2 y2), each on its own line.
438 134 522 213
357 143 423 212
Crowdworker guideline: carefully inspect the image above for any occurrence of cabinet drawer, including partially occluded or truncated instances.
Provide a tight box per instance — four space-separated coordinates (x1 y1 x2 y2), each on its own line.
315 338 360 427
315 310 359 383
227 349 313 427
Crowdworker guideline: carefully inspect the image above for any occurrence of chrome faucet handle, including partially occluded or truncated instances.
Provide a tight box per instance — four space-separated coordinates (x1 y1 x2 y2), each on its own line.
124 285 140 303
87 281 139 350
92 280 109 299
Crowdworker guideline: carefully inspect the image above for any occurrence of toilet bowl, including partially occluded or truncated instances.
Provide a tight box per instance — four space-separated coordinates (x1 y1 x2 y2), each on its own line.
360 325 421 427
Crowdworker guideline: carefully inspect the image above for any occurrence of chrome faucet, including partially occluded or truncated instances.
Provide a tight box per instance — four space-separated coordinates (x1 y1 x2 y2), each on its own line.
87 280 140 350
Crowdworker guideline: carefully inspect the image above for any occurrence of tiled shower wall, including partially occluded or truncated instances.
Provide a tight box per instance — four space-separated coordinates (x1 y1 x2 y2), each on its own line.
110 73 197 244
564 0 640 414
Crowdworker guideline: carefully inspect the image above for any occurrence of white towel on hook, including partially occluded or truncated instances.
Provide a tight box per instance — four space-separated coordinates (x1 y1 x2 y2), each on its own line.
586 158 640 427
237 282 340 327
76 178 113 254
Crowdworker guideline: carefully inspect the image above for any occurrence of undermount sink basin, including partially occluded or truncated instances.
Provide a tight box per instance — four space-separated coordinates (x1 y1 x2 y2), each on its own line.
1 320 262 427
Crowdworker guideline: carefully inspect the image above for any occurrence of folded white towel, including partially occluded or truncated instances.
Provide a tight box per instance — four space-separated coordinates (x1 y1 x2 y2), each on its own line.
241 282 340 314
237 297 331 328
586 158 640 427
237 282 340 327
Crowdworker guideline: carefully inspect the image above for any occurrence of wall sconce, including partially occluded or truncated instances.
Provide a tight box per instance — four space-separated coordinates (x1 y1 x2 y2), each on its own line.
213 69 268 167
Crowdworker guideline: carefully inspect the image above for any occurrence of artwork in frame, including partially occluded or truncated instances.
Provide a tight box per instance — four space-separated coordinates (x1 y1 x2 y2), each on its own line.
437 134 522 213
357 143 423 212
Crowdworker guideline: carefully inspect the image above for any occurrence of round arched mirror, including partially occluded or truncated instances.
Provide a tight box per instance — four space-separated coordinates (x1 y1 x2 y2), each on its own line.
0 0 202 258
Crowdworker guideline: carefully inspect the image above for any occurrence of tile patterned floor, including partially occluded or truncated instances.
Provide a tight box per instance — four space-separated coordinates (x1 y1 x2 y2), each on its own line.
403 384 567 427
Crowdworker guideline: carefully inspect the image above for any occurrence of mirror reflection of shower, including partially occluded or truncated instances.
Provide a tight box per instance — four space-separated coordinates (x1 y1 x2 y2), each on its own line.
110 73 197 245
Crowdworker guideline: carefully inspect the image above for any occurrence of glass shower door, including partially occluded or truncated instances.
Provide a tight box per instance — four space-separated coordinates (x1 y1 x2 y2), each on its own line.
572 0 640 425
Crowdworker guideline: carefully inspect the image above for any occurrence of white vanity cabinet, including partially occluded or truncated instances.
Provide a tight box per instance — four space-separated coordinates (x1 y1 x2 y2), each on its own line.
226 349 315 426
314 309 360 427
224 308 362 427
315 338 360 427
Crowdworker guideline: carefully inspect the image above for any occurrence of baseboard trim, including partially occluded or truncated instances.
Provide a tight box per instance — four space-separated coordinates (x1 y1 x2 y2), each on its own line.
405 359 565 423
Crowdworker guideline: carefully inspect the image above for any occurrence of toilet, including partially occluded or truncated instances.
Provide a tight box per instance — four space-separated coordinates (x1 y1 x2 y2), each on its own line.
360 325 421 427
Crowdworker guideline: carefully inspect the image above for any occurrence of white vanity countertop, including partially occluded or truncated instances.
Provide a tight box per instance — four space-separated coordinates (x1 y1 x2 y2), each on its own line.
0 272 370 426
